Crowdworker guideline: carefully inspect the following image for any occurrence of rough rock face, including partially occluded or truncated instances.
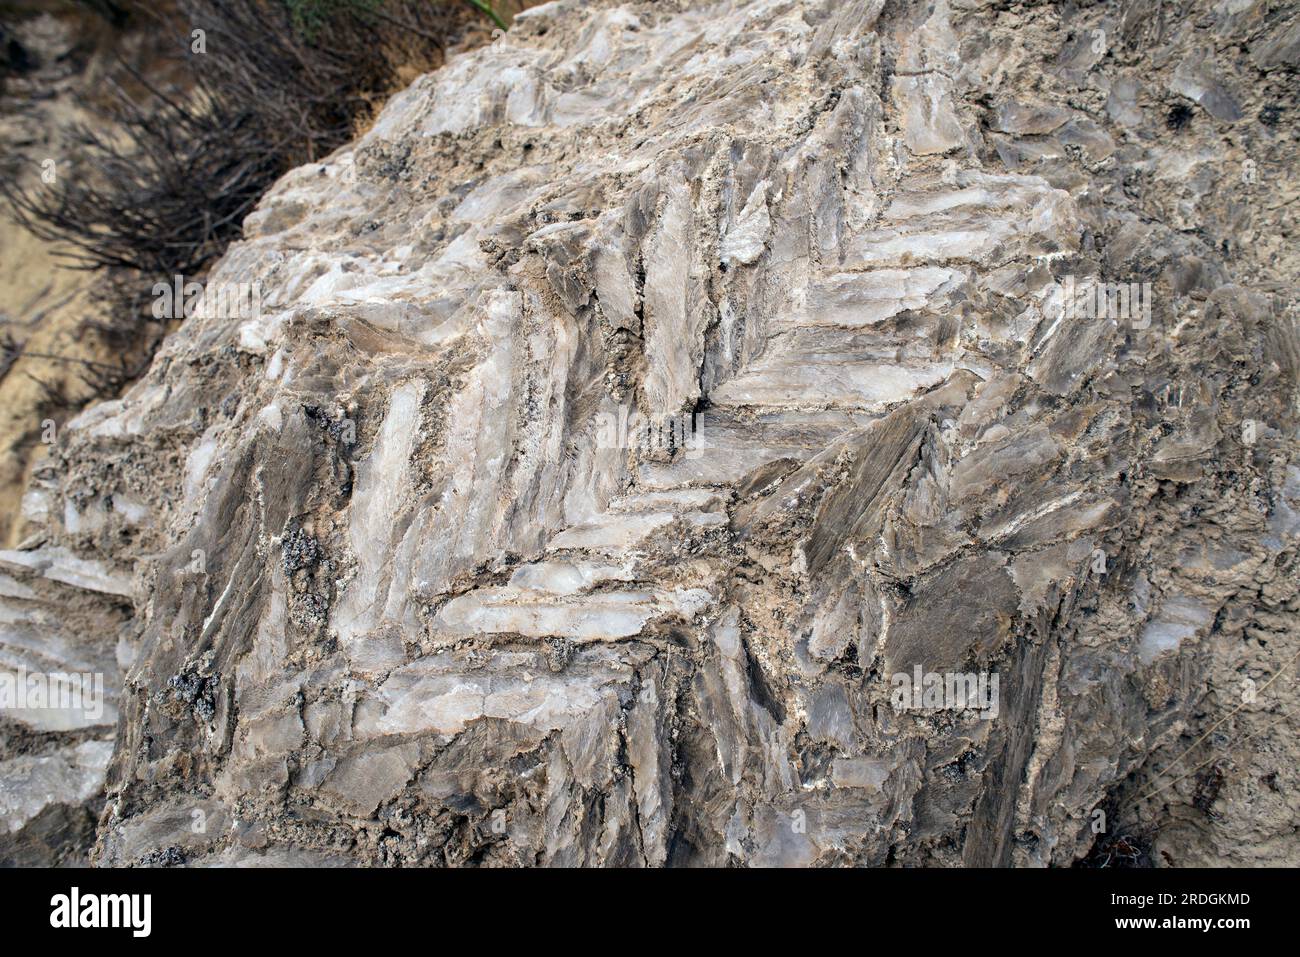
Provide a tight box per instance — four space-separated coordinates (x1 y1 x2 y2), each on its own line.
3 0 1298 867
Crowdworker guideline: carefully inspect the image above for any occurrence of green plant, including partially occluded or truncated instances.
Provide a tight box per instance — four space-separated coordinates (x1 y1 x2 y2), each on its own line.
464 0 506 31
283 0 380 38
283 0 506 37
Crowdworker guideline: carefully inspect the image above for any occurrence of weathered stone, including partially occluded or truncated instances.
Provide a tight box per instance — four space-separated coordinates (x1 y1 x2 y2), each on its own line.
2 0 1297 869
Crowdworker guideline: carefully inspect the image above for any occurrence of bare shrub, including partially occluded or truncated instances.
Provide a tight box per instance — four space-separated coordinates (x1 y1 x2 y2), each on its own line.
0 0 484 281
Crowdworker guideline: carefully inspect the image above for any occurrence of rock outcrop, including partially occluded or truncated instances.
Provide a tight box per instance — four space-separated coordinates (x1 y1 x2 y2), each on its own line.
2 0 1298 867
